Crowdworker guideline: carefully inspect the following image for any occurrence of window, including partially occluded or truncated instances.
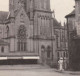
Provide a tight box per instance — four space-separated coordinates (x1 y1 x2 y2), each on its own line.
18 25 26 52
6 26 9 37
41 45 45 49
41 45 45 52
1 47 4 53
57 52 59 58
66 52 68 58
44 0 46 9
0 28 2 33
64 52 66 57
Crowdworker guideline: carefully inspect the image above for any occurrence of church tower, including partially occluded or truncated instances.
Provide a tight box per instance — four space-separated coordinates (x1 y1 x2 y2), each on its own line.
9 0 34 17
9 0 25 15
34 0 51 11
9 0 51 18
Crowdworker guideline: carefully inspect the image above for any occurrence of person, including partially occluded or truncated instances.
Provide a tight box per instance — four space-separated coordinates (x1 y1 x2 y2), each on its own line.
58 57 64 71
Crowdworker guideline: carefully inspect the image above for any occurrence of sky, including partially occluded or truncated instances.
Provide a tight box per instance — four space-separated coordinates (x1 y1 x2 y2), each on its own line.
0 0 75 25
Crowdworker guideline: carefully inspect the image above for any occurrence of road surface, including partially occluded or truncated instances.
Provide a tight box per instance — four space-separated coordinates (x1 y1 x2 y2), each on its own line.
0 65 79 76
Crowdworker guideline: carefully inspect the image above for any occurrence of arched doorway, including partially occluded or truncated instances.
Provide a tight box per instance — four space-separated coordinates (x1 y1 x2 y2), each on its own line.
17 25 26 52
46 45 52 65
47 46 51 58
41 45 45 64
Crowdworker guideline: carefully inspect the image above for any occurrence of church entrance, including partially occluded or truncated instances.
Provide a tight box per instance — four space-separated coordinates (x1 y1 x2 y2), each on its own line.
41 45 52 65
46 46 52 65
41 45 46 64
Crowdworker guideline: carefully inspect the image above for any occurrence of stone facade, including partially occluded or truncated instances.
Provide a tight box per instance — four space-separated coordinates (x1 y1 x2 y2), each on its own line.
0 0 68 67
65 0 80 70
0 0 58 66
75 0 80 35
54 20 68 69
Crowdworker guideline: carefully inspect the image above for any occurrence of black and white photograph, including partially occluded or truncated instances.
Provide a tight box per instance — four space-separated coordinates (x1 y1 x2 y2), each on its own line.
0 0 79 76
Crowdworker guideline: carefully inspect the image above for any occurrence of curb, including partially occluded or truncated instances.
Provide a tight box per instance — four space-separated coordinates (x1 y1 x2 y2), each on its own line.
54 69 80 75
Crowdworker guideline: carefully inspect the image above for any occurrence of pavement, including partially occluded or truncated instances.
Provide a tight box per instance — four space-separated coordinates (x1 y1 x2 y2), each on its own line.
54 69 80 75
0 65 79 76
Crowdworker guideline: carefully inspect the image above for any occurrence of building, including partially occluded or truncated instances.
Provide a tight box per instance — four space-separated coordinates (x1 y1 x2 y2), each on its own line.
0 0 58 65
54 19 68 69
0 0 68 69
65 0 80 70
65 9 76 70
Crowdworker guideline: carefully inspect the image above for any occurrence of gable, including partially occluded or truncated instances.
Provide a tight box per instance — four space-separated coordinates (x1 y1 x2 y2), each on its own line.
0 11 8 24
15 7 30 26
14 7 31 38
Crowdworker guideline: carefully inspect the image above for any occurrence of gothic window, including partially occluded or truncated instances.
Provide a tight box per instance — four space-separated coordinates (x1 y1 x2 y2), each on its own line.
6 26 9 37
41 0 46 9
56 35 58 48
64 52 66 57
18 25 26 39
0 28 2 33
41 45 45 52
41 45 45 49
65 52 68 58
44 0 46 9
57 52 59 58
61 30 64 42
1 46 4 53
41 45 45 63
41 0 44 9
18 25 26 52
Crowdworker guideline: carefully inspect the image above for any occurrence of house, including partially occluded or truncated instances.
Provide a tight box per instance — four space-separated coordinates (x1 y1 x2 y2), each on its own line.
54 18 68 69
65 0 80 70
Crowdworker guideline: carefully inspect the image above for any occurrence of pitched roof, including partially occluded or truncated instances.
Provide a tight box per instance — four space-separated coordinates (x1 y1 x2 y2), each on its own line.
65 9 75 18
0 11 9 24
53 18 62 29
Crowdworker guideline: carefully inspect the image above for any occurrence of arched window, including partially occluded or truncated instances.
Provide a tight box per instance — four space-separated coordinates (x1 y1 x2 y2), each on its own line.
6 25 9 37
41 45 45 52
0 28 2 33
64 52 66 57
18 25 26 39
18 25 26 52
41 45 45 49
1 46 4 53
57 52 59 58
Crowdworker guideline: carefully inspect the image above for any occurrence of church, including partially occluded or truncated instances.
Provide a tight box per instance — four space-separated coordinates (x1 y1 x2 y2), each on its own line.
0 0 68 68
0 0 58 65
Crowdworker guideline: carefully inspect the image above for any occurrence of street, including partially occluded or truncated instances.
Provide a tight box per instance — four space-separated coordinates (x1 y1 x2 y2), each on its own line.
0 65 79 76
